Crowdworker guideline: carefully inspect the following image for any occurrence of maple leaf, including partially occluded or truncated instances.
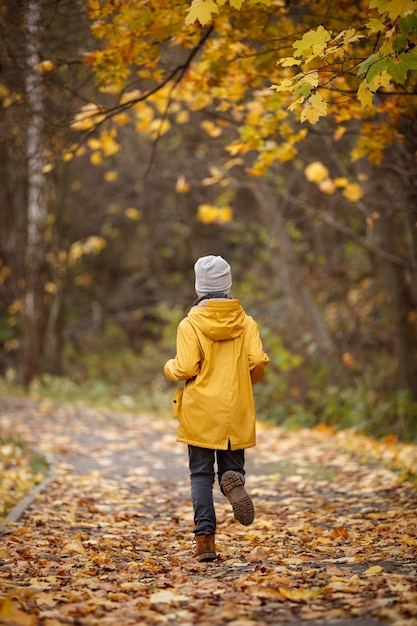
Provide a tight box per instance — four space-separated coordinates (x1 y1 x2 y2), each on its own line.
185 0 220 26
357 80 374 109
293 25 331 63
387 49 417 83
386 0 417 19
300 92 328 124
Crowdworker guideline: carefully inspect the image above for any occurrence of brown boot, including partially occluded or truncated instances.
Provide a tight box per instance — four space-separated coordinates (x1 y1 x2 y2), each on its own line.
193 533 217 562
221 470 255 526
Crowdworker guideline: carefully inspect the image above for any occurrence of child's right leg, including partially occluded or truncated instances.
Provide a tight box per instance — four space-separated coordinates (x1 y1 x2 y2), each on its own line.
188 445 217 561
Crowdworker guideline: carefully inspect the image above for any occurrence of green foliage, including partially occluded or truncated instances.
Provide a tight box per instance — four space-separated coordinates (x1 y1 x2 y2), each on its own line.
0 434 48 520
258 371 417 442
0 303 186 417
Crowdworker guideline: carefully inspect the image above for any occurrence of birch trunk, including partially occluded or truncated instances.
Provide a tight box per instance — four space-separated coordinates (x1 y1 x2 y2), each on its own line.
24 0 47 387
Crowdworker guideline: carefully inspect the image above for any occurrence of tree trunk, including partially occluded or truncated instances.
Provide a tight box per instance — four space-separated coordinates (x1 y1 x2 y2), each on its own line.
24 0 47 387
252 181 338 360
373 215 417 401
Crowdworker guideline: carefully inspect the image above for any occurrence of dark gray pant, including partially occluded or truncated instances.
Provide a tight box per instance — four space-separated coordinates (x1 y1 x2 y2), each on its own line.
188 444 246 535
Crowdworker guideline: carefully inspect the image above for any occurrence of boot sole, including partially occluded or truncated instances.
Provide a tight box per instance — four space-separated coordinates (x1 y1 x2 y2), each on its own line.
197 552 217 562
221 470 255 526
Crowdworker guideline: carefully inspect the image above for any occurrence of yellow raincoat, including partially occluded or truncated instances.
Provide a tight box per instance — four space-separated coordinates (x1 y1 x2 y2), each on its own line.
164 299 269 450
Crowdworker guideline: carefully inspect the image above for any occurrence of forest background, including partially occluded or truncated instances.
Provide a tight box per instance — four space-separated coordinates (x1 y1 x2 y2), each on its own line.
1 0 417 441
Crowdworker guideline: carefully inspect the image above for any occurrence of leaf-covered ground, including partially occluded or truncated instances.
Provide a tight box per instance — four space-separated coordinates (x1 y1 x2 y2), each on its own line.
0 396 416 626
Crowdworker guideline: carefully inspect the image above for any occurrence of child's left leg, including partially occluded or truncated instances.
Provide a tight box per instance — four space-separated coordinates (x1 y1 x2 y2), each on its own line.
217 447 255 526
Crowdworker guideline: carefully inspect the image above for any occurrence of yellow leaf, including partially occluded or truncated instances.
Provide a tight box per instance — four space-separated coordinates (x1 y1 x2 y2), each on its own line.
364 565 383 576
282 556 304 565
125 207 142 221
104 170 118 182
293 25 331 63
197 204 232 224
64 539 85 555
343 182 364 202
44 282 57 294
0 83 9 98
176 110 190 124
87 138 101 150
35 60 55 73
278 587 314 602
0 598 36 625
175 175 190 193
62 149 74 162
150 589 190 604
334 177 348 188
357 81 374 109
300 92 327 124
200 120 222 137
71 103 104 131
185 0 219 26
148 118 171 139
319 178 337 194
304 161 329 183
113 112 131 125
90 151 102 165
278 57 302 67
386 0 417 20
120 89 141 104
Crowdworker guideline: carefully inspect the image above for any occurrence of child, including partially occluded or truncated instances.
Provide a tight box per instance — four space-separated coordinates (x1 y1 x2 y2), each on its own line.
164 255 269 561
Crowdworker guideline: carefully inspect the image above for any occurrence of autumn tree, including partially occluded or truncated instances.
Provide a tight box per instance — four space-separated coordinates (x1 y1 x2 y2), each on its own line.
79 0 417 402
0 0 103 383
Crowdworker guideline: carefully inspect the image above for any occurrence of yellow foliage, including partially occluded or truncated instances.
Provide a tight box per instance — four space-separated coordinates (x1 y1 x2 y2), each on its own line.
148 118 171 139
176 110 190 124
71 103 105 131
120 89 141 104
293 25 331 64
113 112 131 125
44 282 57 294
385 0 417 20
90 151 102 165
304 161 329 183
61 149 74 162
0 262 11 284
100 131 121 156
343 182 364 202
35 59 56 74
185 0 220 26
125 207 142 221
175 175 191 193
134 103 155 132
69 237 107 266
104 170 119 182
357 81 374 109
200 120 222 137
301 92 328 124
197 204 233 224
319 178 337 195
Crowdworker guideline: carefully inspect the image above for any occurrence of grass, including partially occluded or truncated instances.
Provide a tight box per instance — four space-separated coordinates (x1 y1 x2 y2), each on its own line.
0 435 49 522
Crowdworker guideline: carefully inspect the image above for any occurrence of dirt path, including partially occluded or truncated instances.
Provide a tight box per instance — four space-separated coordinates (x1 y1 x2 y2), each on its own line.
0 395 416 626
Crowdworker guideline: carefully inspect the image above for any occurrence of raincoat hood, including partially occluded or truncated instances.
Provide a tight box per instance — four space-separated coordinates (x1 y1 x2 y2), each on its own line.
188 299 246 341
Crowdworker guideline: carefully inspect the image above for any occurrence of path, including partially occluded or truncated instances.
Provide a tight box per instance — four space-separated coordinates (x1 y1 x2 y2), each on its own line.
0 395 416 626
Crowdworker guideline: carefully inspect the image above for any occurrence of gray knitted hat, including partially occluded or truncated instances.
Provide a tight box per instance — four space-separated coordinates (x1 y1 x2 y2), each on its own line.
194 255 232 297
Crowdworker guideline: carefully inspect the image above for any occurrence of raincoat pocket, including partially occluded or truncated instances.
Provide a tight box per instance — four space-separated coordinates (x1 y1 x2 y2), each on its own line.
172 386 183 420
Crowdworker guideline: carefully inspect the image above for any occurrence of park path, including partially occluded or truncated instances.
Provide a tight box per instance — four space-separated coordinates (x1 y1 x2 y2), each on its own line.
0 394 416 626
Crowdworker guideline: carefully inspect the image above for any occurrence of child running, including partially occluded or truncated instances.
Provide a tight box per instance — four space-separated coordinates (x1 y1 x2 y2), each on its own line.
164 255 269 561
